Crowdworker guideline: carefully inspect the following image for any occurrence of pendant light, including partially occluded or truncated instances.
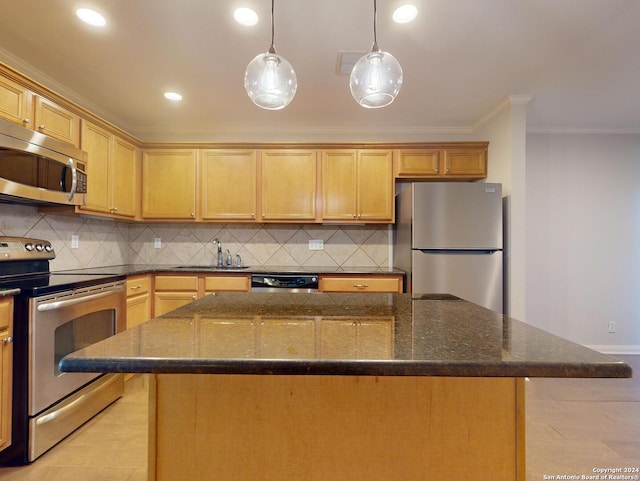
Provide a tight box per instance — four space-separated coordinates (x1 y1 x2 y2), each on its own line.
244 0 297 110
350 0 403 108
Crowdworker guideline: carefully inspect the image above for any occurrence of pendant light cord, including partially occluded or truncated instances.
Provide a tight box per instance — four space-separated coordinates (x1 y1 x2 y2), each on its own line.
372 0 380 52
269 0 276 52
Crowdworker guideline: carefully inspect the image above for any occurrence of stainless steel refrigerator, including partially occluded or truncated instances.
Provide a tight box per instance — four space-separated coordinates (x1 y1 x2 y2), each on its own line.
393 182 503 312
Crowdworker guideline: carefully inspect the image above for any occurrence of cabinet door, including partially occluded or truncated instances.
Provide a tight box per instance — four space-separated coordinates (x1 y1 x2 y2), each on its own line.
0 298 13 453
260 150 318 221
33 96 80 147
204 275 251 293
80 121 112 214
153 292 198 317
127 294 151 329
394 149 441 177
201 150 257 220
443 148 487 177
357 150 393 221
0 75 31 126
112 137 139 218
142 149 197 219
322 150 357 221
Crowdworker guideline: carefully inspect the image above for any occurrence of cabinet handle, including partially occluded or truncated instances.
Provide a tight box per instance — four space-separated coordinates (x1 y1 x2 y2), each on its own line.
434 168 439 173
191 295 197 300
38 124 46 130
23 118 30 125
130 285 142 290
190 212 195 218
353 284 368 289
3 336 13 344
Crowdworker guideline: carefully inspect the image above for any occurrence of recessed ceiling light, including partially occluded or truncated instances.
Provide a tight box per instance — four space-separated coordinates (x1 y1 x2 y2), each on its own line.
76 8 107 27
393 4 418 24
164 92 183 101
233 7 259 26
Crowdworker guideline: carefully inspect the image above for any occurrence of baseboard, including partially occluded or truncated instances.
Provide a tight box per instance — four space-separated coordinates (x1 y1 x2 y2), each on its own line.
586 345 640 356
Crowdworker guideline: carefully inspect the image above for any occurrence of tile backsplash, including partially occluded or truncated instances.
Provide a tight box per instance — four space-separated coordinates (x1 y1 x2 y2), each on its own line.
0 204 391 270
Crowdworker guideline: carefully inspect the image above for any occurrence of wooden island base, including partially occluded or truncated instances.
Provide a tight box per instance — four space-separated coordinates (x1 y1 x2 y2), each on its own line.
148 374 525 481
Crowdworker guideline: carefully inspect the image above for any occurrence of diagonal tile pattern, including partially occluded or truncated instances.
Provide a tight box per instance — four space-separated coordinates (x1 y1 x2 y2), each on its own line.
0 204 391 270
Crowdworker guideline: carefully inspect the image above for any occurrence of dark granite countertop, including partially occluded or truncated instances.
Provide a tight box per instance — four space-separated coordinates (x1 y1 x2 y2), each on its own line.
60 292 632 379
52 264 405 276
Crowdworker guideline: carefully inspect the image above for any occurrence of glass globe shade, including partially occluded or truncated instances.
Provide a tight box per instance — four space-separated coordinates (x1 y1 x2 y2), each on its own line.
349 50 403 108
244 52 297 110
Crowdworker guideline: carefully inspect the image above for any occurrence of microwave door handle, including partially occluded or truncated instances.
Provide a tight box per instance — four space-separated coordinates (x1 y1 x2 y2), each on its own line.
63 158 77 201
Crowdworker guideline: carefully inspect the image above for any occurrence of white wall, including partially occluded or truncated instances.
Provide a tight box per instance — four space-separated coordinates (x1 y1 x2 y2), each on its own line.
526 133 640 353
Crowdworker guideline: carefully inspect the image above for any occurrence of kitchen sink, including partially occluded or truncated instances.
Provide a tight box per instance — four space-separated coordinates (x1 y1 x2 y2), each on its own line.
174 265 250 270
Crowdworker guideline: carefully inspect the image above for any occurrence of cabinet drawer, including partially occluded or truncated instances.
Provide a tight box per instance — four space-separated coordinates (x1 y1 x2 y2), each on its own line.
204 275 251 292
155 275 198 291
126 275 151 297
319 275 403 293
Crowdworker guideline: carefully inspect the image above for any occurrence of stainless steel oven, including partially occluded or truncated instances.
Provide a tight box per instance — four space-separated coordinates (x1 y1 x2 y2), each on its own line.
0 236 125 465
28 281 125 460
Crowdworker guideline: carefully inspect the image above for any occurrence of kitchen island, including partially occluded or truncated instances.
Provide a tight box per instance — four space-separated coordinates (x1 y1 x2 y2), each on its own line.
60 292 631 481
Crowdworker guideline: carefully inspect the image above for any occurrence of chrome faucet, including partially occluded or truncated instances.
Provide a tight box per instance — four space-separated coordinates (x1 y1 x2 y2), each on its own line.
225 249 232 266
212 238 223 266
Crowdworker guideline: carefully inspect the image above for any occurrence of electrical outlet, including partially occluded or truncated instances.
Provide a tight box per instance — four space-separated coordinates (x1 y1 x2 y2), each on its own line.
71 235 79 249
608 321 616 333
308 239 324 251
154 237 162 249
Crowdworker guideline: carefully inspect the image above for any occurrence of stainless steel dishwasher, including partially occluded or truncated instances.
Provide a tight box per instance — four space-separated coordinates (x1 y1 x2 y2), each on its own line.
251 274 319 293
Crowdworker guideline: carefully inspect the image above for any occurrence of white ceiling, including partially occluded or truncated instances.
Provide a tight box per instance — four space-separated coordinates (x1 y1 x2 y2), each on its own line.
1 0 639 142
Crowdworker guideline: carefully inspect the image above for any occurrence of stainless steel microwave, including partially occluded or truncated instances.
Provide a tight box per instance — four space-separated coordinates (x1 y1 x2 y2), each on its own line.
0 117 87 206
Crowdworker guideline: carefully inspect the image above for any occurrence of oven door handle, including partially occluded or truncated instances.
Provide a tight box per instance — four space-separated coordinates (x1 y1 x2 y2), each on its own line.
37 286 124 312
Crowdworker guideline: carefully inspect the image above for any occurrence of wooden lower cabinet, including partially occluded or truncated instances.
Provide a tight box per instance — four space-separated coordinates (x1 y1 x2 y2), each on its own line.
153 275 199 317
154 274 251 317
0 297 13 453
150 375 525 481
126 275 152 329
319 274 403 293
203 275 251 294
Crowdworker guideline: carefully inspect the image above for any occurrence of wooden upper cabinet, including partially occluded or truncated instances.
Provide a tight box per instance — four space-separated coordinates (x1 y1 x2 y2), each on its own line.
111 136 139 217
357 150 394 221
394 144 488 180
322 150 357 221
79 121 139 218
80 121 111 214
33 96 80 147
322 149 393 223
142 149 198 220
0 75 31 126
201 149 257 221
260 150 318 221
443 148 487 177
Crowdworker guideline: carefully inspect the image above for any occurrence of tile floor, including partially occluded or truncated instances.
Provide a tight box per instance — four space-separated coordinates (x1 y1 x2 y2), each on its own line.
0 356 637 481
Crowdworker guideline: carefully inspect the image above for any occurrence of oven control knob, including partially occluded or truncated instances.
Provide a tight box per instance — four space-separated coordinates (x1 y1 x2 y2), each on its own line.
35 244 44 252
44 244 53 252
25 243 34 251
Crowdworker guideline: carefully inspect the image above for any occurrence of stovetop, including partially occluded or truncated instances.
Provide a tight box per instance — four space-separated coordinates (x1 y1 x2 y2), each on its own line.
0 236 126 296
0 271 126 296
